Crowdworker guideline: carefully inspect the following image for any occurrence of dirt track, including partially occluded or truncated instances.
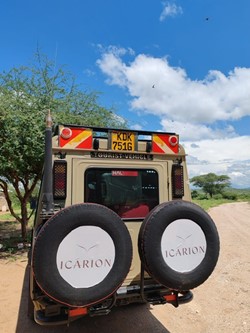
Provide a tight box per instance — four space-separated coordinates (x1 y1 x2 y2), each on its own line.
0 202 250 333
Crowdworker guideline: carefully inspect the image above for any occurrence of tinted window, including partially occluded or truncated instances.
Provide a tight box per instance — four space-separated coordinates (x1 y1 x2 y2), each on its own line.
85 168 159 219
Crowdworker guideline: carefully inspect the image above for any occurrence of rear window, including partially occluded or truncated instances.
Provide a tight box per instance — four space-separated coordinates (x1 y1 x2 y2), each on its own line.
85 168 159 219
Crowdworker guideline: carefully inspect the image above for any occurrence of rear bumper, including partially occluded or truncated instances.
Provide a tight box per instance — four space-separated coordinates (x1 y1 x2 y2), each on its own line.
32 288 193 326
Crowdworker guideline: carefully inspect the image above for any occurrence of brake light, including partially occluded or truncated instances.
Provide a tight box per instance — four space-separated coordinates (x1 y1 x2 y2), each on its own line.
172 164 184 198
53 160 67 199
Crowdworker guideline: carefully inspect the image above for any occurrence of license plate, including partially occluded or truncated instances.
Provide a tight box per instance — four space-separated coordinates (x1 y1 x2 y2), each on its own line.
111 131 135 151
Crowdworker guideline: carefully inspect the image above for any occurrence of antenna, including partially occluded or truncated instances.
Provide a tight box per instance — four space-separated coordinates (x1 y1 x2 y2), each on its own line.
42 109 54 216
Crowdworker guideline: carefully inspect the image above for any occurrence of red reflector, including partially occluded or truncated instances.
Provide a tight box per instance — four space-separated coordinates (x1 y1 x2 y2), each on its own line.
61 127 72 140
68 307 87 317
172 165 184 198
164 294 177 302
169 135 178 146
53 160 67 200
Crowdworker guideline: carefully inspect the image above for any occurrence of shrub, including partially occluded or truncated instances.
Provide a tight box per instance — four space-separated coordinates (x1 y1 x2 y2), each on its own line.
197 194 208 200
213 193 223 200
191 190 199 199
222 192 238 200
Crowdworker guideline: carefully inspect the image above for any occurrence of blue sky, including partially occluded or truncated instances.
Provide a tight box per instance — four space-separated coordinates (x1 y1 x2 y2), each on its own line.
1 0 250 188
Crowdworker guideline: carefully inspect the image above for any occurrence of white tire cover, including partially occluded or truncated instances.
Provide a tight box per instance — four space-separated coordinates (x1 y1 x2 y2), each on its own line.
138 201 220 290
32 203 132 307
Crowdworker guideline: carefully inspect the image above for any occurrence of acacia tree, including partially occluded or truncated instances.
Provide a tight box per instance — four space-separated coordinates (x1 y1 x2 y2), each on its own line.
0 53 126 240
190 173 231 198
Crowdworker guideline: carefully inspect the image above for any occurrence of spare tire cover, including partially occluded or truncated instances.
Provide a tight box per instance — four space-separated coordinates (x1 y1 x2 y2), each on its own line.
32 203 132 307
138 200 220 290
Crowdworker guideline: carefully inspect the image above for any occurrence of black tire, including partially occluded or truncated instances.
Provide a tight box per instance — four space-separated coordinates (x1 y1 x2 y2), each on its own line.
138 200 220 290
32 203 132 307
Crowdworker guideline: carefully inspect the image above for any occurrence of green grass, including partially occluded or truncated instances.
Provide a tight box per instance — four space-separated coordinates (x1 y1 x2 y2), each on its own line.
192 198 236 211
0 212 33 260
0 212 18 221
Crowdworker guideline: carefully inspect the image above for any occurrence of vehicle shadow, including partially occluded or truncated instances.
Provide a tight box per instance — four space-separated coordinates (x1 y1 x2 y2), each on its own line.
16 265 171 333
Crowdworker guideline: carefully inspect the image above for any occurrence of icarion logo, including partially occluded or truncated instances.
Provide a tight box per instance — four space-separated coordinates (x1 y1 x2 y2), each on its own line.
165 244 206 258
56 226 115 288
59 243 112 270
161 219 207 273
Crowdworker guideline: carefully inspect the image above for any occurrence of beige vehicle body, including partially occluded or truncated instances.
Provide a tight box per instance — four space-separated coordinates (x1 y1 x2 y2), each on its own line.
29 119 219 326
54 126 191 286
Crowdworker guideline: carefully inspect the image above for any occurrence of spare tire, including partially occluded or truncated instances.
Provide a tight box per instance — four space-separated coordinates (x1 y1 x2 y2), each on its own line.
138 200 219 290
32 203 132 307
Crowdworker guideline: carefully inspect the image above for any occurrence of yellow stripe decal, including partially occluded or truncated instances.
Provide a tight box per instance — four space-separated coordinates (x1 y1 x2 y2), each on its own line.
66 130 92 148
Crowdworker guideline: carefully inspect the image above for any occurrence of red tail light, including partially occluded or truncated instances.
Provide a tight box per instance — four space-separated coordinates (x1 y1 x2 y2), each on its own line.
53 160 67 200
68 307 87 317
172 164 184 198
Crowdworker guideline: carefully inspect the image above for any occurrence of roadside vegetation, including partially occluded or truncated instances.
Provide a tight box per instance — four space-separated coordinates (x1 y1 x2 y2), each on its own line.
192 188 250 210
0 218 32 260
0 195 34 259
190 173 250 210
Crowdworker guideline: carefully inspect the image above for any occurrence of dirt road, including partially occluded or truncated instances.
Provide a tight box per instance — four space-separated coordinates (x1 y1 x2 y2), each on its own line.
0 202 249 333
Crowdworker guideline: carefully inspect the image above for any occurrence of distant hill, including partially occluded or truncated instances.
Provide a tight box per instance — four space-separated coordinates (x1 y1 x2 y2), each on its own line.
229 187 250 192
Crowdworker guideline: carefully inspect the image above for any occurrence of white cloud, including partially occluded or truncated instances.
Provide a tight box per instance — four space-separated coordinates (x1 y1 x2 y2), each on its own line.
96 44 135 57
97 52 128 87
160 2 183 21
97 47 250 187
160 119 236 141
228 164 250 188
185 136 250 165
83 69 95 77
131 123 143 130
97 51 250 125
185 136 250 188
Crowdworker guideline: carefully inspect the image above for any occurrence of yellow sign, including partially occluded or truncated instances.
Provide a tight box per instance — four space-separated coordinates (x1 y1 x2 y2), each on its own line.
111 131 135 151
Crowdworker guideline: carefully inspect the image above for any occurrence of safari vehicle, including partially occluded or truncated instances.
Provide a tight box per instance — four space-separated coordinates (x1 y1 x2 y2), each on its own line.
28 111 219 326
